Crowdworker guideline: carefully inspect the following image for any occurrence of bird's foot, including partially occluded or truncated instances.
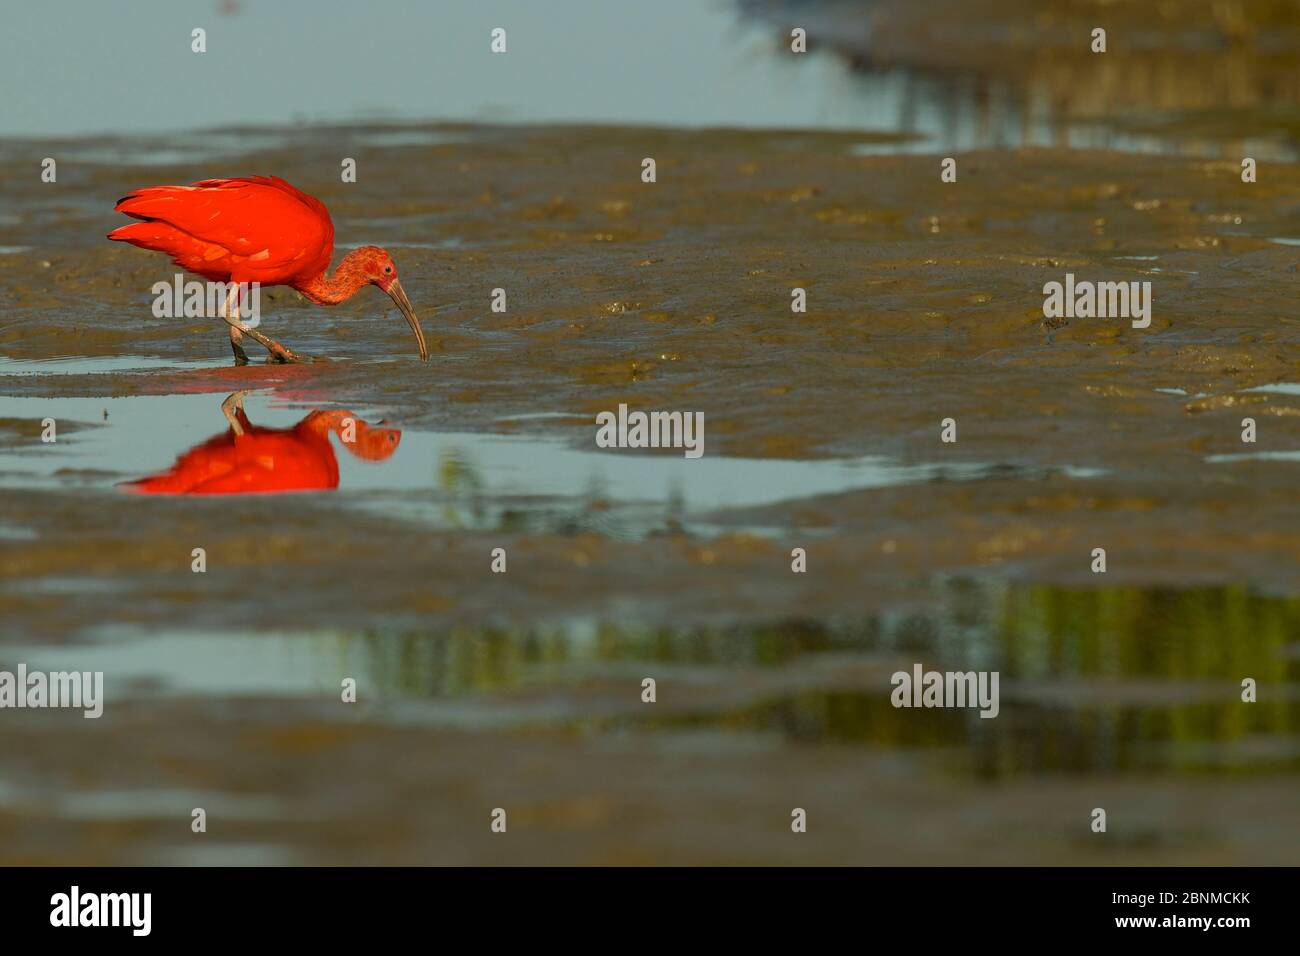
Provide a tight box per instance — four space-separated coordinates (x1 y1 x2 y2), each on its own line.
231 343 250 366
234 323 313 365
266 343 309 364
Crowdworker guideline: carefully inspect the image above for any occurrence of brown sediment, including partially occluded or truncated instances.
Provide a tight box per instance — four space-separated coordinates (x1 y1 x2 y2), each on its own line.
0 123 1296 865
2 129 1297 459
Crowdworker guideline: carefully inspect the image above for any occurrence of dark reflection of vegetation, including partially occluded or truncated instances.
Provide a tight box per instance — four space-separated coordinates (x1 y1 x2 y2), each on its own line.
345 579 1298 779
424 447 1110 541
433 447 487 528
430 444 692 539
740 0 1300 159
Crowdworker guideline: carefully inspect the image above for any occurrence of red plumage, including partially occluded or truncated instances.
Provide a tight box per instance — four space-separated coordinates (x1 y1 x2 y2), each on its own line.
122 408 401 495
108 176 334 286
108 174 430 363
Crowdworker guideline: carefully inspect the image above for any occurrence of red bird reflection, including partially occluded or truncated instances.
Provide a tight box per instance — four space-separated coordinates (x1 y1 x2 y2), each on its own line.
123 391 400 494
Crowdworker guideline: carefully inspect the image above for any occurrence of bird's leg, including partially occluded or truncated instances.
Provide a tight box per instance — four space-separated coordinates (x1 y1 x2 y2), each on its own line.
223 286 250 365
220 389 252 436
218 283 309 364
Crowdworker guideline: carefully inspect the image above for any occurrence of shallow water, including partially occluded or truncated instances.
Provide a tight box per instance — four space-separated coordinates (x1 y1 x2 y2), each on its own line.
0 390 1104 533
0 114 1296 863
9 0 1300 162
0 355 216 376
5 581 1296 769
0 578 1294 864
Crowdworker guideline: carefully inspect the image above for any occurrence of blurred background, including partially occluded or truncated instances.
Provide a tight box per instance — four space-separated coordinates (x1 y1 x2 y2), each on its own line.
3 0 1299 158
0 0 1296 865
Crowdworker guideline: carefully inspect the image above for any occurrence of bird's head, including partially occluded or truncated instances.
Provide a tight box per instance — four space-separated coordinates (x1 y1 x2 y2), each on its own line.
345 419 403 462
353 245 428 361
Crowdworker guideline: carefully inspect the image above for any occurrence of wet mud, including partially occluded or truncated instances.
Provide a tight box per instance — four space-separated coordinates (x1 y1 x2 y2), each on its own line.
0 120 1296 863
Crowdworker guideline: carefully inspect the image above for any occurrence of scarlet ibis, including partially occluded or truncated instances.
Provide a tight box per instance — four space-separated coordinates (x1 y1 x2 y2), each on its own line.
123 391 401 494
107 176 428 364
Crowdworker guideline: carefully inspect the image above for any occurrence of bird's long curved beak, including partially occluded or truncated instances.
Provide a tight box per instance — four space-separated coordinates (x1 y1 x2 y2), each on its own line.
386 278 428 361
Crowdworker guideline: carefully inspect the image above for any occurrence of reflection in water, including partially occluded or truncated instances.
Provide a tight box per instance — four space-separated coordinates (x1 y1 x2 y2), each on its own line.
3 578 1294 863
740 0 1300 159
6 390 1107 538
122 391 400 494
345 580 1298 777
31 578 1293 779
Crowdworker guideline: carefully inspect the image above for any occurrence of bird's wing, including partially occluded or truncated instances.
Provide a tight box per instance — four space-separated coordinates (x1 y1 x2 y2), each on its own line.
111 176 334 282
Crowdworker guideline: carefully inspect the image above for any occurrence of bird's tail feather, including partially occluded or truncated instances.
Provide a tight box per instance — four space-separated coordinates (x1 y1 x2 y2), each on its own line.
106 220 183 249
112 186 200 222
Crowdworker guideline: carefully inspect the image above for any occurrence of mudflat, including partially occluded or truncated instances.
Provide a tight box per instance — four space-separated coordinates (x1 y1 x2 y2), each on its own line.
0 123 1296 864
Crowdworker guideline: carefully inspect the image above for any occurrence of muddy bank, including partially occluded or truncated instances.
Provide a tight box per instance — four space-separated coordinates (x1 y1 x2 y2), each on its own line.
4 130 1300 457
0 123 1296 864
742 0 1300 157
2 125 1297 586
5 707 1297 866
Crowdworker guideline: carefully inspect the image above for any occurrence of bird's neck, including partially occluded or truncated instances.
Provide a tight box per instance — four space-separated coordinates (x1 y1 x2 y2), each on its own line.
296 251 372 305
298 409 355 438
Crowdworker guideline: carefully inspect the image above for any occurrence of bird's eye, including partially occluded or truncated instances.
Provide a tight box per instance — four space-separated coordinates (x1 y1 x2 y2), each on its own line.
384 266 392 274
